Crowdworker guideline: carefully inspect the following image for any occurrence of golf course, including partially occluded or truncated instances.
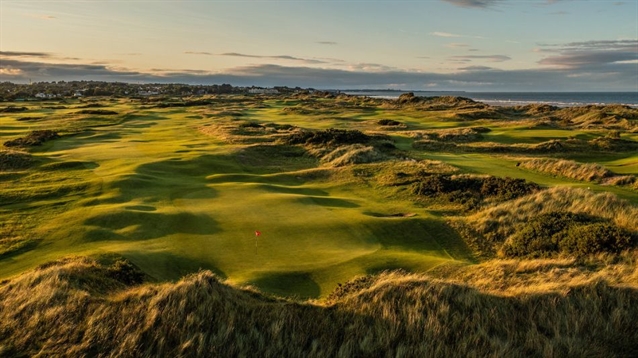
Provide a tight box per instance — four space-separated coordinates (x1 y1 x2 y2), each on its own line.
2 92 638 356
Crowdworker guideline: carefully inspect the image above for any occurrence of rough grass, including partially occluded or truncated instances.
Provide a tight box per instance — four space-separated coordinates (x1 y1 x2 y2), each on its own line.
3 130 60 147
460 187 638 257
0 150 33 170
520 158 638 190
1 256 637 357
520 158 614 182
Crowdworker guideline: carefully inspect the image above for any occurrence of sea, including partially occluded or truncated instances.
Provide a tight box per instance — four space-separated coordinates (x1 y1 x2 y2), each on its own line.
342 91 638 108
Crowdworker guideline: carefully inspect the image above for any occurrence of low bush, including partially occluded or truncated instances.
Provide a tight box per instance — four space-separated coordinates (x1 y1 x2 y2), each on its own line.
0 106 27 113
501 212 634 258
558 223 634 256
76 109 118 115
412 174 539 205
377 119 402 126
0 150 33 170
4 130 60 147
286 128 371 146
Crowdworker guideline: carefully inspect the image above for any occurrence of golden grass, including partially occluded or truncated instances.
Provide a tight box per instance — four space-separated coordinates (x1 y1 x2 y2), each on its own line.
520 158 613 182
2 256 637 357
457 187 638 257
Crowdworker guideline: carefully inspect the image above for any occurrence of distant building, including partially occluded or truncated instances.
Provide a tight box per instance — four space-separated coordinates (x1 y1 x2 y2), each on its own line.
35 93 58 99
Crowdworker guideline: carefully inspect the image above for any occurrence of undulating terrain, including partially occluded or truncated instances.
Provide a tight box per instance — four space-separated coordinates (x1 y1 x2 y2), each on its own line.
2 92 638 356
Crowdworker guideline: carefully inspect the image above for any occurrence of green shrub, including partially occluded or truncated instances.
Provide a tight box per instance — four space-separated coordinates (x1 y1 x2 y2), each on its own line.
501 213 634 258
286 128 371 146
4 130 60 147
377 119 402 126
412 174 539 209
502 212 594 257
558 223 633 256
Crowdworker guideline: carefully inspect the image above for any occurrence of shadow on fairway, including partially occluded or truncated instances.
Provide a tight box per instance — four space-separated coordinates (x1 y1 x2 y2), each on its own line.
248 271 321 299
120 250 227 281
84 211 221 241
365 218 473 260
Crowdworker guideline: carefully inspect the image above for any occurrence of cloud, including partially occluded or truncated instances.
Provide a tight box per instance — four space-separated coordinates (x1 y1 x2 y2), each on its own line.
185 51 214 56
26 14 56 20
538 40 638 69
459 66 495 71
442 0 501 8
347 63 399 72
446 43 470 48
219 52 327 64
317 41 337 45
2 44 636 91
431 32 485 39
451 55 511 62
431 32 463 38
0 51 51 58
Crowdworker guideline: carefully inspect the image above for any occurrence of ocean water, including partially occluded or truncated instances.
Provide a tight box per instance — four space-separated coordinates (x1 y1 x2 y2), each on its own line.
343 91 638 108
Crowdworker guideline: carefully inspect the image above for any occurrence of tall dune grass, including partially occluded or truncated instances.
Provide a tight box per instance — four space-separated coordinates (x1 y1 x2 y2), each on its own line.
1 257 637 357
519 158 613 182
458 187 638 257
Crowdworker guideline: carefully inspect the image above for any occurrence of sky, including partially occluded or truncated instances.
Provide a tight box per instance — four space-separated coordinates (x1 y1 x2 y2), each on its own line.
1 0 637 91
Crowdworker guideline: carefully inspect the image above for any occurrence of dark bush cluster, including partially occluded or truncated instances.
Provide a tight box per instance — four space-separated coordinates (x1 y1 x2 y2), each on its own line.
286 128 371 146
502 212 634 257
377 119 402 126
0 151 33 170
412 174 540 208
154 99 212 108
107 259 145 286
4 130 60 147
76 109 118 115
0 106 28 113
238 121 263 129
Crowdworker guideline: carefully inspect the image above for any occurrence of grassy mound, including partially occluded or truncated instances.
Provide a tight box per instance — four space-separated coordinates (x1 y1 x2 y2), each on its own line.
76 109 118 115
320 144 385 167
520 158 614 182
501 212 634 258
3 130 60 147
2 257 637 357
460 187 638 258
0 150 33 170
411 174 540 210
417 127 490 142
286 128 372 146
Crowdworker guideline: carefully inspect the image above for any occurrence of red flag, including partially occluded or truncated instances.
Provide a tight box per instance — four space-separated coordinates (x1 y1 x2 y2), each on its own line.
255 230 261 237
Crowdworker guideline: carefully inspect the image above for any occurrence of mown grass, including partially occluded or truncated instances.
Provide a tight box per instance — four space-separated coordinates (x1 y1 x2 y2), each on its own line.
0 97 473 298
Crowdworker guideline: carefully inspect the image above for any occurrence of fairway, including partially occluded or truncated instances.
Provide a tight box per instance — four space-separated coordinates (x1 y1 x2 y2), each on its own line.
2 95 638 298
1 97 473 298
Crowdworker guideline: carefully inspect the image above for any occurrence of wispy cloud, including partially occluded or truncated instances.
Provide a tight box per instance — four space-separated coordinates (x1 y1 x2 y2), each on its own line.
538 40 638 69
316 41 337 45
0 51 51 58
451 55 511 62
26 14 56 20
442 0 501 8
459 66 495 71
431 31 463 38
446 43 470 48
2 39 636 91
184 51 214 56
347 63 399 72
431 31 485 39
219 52 328 64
